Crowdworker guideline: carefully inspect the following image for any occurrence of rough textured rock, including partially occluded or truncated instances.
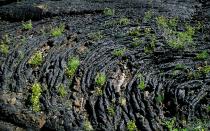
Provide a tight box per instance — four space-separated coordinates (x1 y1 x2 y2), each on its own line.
0 0 209 130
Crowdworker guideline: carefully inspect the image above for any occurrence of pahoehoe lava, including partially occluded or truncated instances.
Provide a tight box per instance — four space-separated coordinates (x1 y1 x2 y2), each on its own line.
0 0 209 131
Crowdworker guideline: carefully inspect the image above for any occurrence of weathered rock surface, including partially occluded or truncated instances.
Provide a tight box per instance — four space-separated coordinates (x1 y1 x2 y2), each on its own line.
0 0 209 130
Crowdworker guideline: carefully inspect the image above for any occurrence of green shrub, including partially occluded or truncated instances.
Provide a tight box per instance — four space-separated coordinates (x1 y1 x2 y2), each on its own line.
88 31 103 41
119 97 126 106
95 87 103 96
128 27 141 36
118 17 130 26
51 23 65 37
0 34 10 55
162 117 176 130
127 120 137 131
95 73 106 87
155 94 164 104
0 44 9 55
112 48 126 57
144 10 153 21
28 51 43 66
131 37 143 47
107 105 115 116
195 51 209 60
66 57 80 78
58 84 67 97
103 7 115 16
83 120 93 131
31 82 42 112
22 20 33 30
137 73 145 90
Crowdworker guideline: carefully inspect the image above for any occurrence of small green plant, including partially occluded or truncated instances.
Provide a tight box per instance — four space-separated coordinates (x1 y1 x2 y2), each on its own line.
156 16 196 49
144 10 153 21
51 23 65 37
95 73 106 87
103 7 115 16
128 27 141 36
119 97 126 106
28 51 43 66
0 44 9 55
156 16 168 28
0 34 10 55
175 64 185 70
200 65 210 74
58 84 67 97
127 120 137 131
31 82 42 112
131 37 143 47
155 94 164 104
22 20 33 30
137 74 146 90
95 87 103 96
107 105 115 116
83 120 93 131
118 17 130 26
112 48 126 57
195 51 209 60
88 31 103 41
66 57 80 78
162 117 176 131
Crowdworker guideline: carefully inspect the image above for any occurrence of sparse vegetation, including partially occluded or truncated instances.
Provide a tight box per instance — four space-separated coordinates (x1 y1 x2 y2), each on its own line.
195 51 209 60
137 73 146 90
131 37 143 47
0 44 9 55
155 94 164 104
118 17 130 26
58 84 67 97
83 120 93 131
127 120 137 131
112 48 126 57
95 72 106 87
162 117 176 130
0 34 10 55
95 87 103 96
107 105 115 116
144 10 153 21
31 82 42 112
103 7 115 16
66 57 80 78
88 31 103 41
128 27 141 36
22 20 33 30
156 16 198 49
119 97 126 106
51 23 65 37
28 51 43 66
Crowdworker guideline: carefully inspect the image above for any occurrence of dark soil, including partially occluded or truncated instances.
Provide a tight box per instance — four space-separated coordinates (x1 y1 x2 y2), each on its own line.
0 0 209 131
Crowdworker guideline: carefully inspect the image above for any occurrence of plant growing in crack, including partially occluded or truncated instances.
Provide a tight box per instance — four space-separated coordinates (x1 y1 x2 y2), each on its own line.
88 31 104 41
103 7 115 16
112 48 126 57
137 73 146 90
127 120 137 131
83 120 93 131
31 82 42 112
95 72 106 87
0 34 10 55
28 51 43 67
194 50 209 60
66 57 80 78
22 20 33 30
57 84 67 97
107 105 115 116
51 23 65 37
